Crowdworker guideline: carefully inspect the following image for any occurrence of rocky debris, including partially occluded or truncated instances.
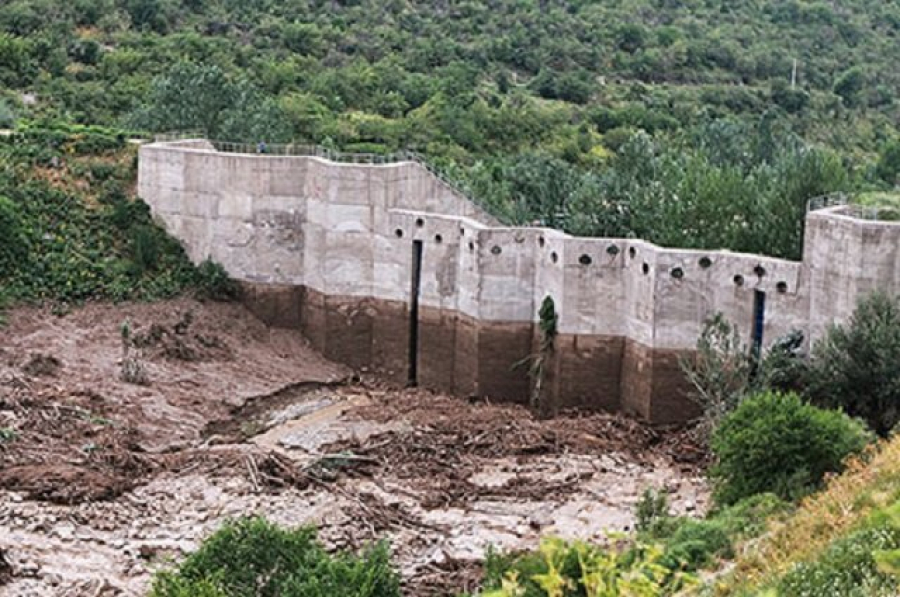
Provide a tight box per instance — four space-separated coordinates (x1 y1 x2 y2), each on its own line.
129 310 233 363
21 354 62 378
0 299 709 596
0 547 11 585
321 389 707 508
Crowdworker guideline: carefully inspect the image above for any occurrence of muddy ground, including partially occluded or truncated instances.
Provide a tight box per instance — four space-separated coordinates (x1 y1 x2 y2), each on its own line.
0 299 708 596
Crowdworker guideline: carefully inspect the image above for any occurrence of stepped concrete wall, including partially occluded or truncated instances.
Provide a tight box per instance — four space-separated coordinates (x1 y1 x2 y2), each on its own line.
138 140 900 423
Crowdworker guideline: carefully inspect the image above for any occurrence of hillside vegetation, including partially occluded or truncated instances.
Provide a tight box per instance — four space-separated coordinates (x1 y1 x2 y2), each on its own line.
1 0 900 257
0 122 233 312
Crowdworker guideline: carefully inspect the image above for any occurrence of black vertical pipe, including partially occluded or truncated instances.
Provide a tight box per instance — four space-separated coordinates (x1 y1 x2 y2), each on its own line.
408 240 424 386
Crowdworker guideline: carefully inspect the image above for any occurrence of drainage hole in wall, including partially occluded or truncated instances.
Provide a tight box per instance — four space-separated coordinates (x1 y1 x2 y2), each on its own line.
754 264 767 277
629 247 637 259
491 245 502 255
551 251 559 264
607 244 620 256
468 242 475 252
415 217 425 228
777 281 788 293
642 262 650 275
538 236 546 248
734 274 745 286
459 227 465 236
579 254 592 266
699 256 712 269
434 234 443 244
394 228 404 238
671 267 684 279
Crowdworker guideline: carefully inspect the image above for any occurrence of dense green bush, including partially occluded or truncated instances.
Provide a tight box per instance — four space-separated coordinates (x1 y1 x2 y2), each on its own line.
150 517 400 597
195 259 241 302
0 194 27 279
777 524 900 597
710 391 872 505
658 519 732 571
807 292 900 436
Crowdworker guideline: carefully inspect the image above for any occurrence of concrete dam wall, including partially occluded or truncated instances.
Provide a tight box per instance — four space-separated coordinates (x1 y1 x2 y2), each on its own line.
138 139 900 423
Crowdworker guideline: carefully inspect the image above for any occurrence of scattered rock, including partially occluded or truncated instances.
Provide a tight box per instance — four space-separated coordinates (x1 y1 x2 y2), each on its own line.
21 354 62 377
0 547 11 585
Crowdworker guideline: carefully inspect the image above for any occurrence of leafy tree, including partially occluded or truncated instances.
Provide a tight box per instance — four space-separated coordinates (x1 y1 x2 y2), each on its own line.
807 292 900 436
281 22 325 58
771 80 809 113
129 62 290 141
680 313 753 437
834 67 866 107
129 62 234 136
877 140 900 186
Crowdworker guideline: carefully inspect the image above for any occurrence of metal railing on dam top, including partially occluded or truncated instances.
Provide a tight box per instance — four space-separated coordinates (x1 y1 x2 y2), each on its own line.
807 192 900 222
151 132 497 218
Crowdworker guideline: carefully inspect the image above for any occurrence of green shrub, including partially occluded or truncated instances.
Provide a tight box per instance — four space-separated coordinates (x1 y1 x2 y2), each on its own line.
0 195 26 278
482 540 583 597
480 537 695 597
130 225 162 274
637 493 791 574
755 329 808 394
0 98 15 128
0 287 10 325
710 391 872 505
635 488 674 538
150 517 400 597
777 524 900 597
194 259 240 301
659 519 732 571
807 292 900 436
711 493 793 539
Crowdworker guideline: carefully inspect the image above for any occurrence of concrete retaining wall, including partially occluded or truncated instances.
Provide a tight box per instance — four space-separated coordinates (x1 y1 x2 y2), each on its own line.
138 140 900 423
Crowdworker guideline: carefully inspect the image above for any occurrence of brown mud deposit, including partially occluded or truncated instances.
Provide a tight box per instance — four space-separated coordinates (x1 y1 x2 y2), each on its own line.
0 299 708 597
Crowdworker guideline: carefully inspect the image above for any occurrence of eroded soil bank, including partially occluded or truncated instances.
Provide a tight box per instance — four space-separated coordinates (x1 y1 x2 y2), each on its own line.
0 299 708 596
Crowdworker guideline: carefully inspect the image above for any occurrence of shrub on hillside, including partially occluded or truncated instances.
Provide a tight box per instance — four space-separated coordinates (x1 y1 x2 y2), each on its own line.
710 391 872 505
195 259 240 301
777 524 900 597
0 195 27 279
635 492 791 573
150 517 400 597
807 292 900 436
659 518 733 571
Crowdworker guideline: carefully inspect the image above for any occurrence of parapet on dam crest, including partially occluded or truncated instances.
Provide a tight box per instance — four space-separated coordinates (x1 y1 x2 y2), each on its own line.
138 139 900 423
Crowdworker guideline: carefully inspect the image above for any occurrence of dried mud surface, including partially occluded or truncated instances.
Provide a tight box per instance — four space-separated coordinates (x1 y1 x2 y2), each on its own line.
0 299 709 597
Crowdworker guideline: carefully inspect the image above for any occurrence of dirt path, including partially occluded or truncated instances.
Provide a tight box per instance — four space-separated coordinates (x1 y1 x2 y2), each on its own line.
0 299 708 596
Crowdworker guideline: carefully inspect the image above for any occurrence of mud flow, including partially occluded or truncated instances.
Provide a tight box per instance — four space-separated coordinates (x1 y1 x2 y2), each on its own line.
0 299 708 596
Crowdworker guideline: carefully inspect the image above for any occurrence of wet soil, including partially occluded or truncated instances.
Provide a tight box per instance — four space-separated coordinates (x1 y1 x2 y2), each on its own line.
0 299 709 597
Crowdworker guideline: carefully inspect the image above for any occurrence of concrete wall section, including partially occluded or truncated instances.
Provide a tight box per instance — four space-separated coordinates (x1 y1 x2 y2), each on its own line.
138 141 900 423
